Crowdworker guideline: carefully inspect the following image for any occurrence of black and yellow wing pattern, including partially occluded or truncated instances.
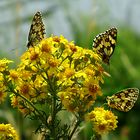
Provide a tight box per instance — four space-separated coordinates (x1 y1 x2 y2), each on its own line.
106 88 139 112
27 11 46 48
93 27 117 65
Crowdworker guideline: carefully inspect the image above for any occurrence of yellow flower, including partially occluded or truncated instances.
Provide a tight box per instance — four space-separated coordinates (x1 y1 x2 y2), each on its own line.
16 82 35 99
72 46 85 60
53 36 61 42
84 67 95 77
10 95 19 108
58 89 80 112
0 58 13 72
86 107 118 135
0 89 7 104
58 85 98 112
69 43 77 53
1 35 105 115
29 48 40 61
0 74 7 103
0 123 19 140
64 68 75 78
9 70 19 82
83 78 102 98
41 41 52 53
48 57 59 68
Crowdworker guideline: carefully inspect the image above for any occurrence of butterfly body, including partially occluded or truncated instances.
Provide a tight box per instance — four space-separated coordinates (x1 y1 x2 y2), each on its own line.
93 27 117 64
106 88 139 112
27 11 46 48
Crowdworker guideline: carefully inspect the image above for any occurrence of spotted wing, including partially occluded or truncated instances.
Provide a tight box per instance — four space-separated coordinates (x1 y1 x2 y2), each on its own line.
27 11 46 48
106 88 139 112
93 27 117 65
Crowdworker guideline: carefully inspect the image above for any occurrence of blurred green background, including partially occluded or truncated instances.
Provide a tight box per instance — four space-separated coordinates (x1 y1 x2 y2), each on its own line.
0 0 140 140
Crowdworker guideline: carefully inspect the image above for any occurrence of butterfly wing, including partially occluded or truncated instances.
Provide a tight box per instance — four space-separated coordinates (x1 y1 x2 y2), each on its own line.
27 11 46 48
106 88 139 112
93 27 117 65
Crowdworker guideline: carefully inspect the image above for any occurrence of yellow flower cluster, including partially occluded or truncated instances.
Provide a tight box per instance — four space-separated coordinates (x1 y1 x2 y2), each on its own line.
0 59 13 103
0 58 13 72
0 35 118 136
7 35 105 114
86 107 118 135
0 123 19 140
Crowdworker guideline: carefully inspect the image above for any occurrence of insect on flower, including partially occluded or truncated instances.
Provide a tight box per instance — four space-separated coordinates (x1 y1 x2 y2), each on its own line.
106 88 139 112
27 11 46 48
93 27 117 65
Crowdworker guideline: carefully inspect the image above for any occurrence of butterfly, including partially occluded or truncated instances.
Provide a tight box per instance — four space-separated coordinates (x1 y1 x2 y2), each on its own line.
106 88 139 112
92 27 117 65
27 11 46 48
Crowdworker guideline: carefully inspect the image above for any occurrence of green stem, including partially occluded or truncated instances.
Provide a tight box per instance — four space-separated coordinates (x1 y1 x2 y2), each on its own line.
58 53 73 67
93 133 102 140
5 75 45 123
12 90 47 125
51 92 57 138
68 120 80 140
43 71 57 139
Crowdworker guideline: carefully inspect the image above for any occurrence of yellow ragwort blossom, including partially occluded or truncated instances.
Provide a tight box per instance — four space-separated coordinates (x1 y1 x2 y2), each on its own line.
0 123 19 140
0 74 7 103
0 58 13 72
0 35 105 114
9 70 19 82
86 107 118 135
0 89 7 104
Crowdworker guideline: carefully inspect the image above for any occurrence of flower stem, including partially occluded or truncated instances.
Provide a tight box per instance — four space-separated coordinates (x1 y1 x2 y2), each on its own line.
68 120 80 140
12 90 47 125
